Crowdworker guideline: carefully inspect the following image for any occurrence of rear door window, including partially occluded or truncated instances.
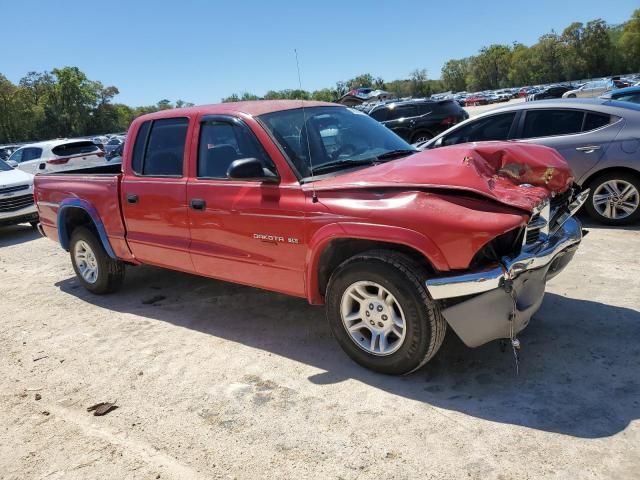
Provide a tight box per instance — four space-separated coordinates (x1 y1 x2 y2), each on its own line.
387 104 418 121
52 141 100 157
442 112 516 146
521 109 584 138
369 108 389 122
22 147 43 162
583 113 611 132
141 118 188 176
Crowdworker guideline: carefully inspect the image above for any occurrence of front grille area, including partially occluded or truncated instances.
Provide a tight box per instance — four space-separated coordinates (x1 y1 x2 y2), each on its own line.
0 184 29 195
0 194 34 212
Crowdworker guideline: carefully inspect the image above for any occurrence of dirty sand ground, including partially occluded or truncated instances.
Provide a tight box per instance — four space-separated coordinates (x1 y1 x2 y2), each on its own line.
0 218 638 480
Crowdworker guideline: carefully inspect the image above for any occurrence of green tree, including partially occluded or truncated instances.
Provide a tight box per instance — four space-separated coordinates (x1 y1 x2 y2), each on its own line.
619 9 640 71
441 59 470 92
409 69 429 96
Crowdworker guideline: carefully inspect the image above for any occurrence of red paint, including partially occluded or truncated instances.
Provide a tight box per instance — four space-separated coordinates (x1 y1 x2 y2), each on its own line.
35 102 574 304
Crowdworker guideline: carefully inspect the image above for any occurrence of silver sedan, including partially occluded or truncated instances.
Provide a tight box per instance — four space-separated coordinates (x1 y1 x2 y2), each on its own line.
419 98 640 225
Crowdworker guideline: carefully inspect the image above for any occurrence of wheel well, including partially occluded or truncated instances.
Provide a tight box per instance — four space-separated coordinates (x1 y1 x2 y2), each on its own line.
60 207 99 249
317 239 433 297
581 167 640 188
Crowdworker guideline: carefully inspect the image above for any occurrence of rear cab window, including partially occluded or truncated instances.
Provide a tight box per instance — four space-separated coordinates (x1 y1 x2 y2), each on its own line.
130 118 188 176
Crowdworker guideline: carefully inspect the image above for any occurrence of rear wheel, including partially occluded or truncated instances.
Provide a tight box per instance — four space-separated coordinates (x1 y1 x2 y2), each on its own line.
326 250 446 375
585 172 640 225
567 93 576 98
70 227 125 294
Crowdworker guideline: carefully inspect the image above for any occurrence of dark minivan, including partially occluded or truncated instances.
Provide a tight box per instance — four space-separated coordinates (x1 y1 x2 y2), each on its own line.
362 99 469 144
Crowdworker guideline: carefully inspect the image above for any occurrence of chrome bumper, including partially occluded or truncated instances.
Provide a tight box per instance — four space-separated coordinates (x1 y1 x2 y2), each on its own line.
426 216 583 300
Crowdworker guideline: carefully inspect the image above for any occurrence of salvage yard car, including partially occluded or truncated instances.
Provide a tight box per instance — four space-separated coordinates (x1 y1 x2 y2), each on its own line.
0 159 38 228
7 139 108 175
34 101 587 375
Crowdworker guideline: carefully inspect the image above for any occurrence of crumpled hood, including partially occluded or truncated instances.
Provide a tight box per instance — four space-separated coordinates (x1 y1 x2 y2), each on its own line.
308 142 574 212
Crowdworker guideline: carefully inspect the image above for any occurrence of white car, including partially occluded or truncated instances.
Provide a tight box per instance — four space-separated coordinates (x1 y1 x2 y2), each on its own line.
6 139 108 175
0 160 38 228
562 79 613 98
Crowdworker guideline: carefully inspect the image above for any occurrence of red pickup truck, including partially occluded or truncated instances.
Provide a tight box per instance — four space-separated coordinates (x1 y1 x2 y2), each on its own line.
35 101 587 374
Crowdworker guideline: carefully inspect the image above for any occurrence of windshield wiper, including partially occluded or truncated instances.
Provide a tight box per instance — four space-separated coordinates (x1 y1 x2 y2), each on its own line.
375 149 417 161
311 158 378 175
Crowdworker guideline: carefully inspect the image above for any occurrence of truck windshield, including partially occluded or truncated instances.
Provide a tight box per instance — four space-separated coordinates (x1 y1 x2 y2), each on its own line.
258 106 415 179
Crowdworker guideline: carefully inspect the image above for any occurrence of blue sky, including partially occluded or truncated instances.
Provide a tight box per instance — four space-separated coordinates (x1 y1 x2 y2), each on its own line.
0 0 637 106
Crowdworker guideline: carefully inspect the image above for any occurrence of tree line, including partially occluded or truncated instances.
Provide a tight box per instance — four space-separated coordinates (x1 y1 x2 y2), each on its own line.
1 10 638 145
441 10 640 92
0 67 193 144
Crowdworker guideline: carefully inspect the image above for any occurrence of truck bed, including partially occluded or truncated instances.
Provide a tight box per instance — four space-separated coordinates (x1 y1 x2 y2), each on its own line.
35 170 133 261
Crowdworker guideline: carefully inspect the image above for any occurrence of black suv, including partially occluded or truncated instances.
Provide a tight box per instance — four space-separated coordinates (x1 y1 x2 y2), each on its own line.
361 99 469 143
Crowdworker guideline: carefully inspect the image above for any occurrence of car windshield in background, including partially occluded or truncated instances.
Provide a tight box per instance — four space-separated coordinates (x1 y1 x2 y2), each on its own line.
0 159 13 171
258 106 415 179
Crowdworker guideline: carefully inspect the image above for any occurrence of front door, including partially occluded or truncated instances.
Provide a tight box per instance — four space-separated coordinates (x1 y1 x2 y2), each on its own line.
120 117 194 272
186 115 307 297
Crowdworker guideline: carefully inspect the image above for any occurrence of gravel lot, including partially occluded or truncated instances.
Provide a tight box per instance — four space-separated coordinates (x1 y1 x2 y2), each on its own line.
1 218 639 477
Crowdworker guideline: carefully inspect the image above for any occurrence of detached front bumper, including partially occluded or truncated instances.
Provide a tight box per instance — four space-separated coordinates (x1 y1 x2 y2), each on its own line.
426 216 583 347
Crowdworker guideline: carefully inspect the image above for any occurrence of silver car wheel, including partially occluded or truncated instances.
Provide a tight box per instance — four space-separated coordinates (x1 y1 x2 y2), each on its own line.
74 240 99 284
340 281 407 356
592 179 640 220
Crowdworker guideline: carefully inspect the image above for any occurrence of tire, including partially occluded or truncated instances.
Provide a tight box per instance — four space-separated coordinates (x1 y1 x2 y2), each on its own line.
69 226 125 294
411 131 433 144
326 250 446 375
567 94 576 98
584 171 640 225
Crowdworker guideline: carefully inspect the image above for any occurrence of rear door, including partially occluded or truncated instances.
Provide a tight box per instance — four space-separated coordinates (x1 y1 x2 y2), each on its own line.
186 115 307 296
515 108 623 180
382 104 419 141
120 117 194 271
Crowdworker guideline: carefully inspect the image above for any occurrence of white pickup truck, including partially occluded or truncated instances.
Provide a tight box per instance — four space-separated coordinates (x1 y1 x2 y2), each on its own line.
0 160 38 228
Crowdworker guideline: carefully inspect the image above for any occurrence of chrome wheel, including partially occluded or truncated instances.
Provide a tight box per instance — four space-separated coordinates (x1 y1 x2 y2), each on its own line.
592 179 640 220
340 281 407 356
74 240 99 284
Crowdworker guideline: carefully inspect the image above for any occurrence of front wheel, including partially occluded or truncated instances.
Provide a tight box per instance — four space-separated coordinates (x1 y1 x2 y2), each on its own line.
584 172 640 225
70 226 125 294
326 250 446 375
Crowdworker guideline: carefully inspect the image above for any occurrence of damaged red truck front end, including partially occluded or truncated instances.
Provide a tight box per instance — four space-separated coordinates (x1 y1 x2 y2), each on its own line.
310 141 587 350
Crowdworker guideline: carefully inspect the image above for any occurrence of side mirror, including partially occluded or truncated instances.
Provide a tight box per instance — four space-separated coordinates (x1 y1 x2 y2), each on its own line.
226 157 279 182
6 160 17 168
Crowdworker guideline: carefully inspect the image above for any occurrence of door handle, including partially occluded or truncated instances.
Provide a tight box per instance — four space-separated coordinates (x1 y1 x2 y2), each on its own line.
127 194 139 204
190 198 206 210
575 145 601 153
